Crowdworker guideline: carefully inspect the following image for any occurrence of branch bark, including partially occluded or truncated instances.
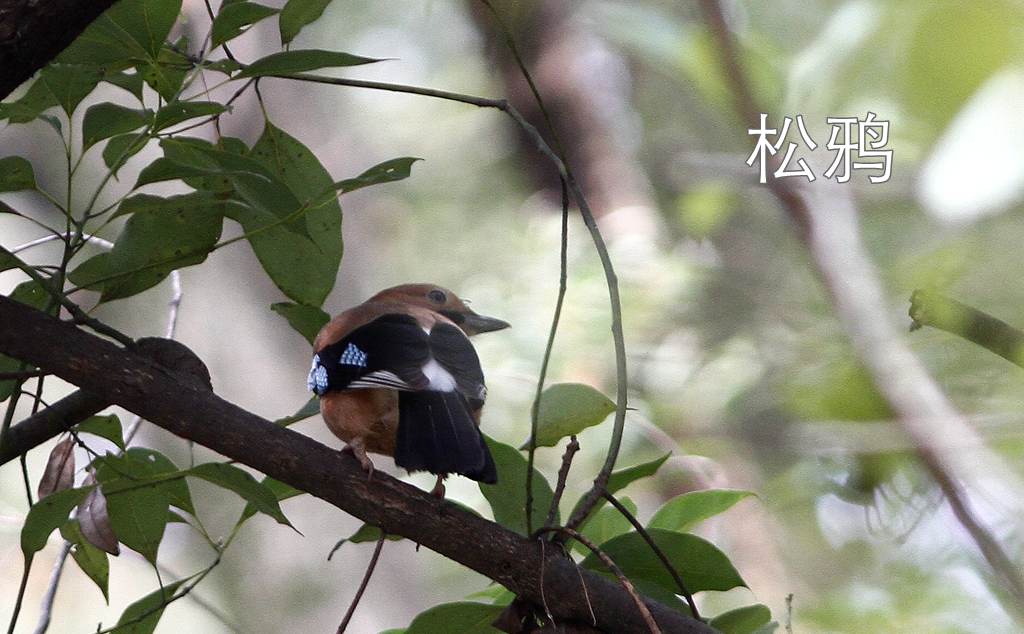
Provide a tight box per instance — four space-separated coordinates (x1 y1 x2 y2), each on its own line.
0 0 119 100
0 294 717 634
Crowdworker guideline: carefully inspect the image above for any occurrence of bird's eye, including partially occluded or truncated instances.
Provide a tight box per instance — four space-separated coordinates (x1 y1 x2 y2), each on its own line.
427 289 447 303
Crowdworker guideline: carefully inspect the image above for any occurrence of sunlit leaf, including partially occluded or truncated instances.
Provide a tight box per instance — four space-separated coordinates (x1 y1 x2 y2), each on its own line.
521 382 615 448
242 122 344 305
236 49 383 78
648 489 755 533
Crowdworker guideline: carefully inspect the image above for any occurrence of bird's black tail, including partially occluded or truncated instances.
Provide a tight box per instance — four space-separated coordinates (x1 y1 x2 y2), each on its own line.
394 391 497 484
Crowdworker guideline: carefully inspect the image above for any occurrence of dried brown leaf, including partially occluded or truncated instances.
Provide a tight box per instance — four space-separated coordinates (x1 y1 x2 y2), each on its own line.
38 437 75 498
78 473 120 555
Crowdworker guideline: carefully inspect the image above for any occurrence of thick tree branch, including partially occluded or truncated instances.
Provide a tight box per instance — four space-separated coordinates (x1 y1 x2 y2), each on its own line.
0 294 717 634
0 0 119 100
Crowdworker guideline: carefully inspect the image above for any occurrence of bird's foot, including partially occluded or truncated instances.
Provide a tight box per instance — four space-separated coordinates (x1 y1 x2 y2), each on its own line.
429 475 446 498
342 439 375 479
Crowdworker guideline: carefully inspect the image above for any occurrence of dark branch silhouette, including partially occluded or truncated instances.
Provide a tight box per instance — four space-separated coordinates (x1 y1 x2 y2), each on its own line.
0 294 718 634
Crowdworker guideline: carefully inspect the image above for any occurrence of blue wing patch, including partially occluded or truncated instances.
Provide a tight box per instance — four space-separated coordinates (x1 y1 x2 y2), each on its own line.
339 342 368 367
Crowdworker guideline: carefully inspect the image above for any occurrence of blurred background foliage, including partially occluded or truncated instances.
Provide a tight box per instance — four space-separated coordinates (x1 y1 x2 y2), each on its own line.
4 0 1024 632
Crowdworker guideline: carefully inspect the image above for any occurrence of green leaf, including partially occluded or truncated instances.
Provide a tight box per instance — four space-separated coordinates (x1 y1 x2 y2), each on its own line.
76 414 126 450
95 192 225 301
98 469 171 563
94 446 195 548
327 524 404 559
56 14 149 65
404 602 504 634
273 397 320 427
238 476 304 524
0 77 59 124
564 453 671 530
161 137 310 237
648 489 755 533
522 382 615 448
40 64 106 116
709 604 773 634
578 496 637 554
82 103 153 151
0 156 37 191
102 132 151 172
245 121 344 305
480 437 556 535
236 49 383 78
212 2 280 49
154 100 227 132
186 463 294 527
581 528 746 595
105 0 184 59
140 47 192 101
336 157 421 194
607 453 670 494
21 488 91 557
134 156 217 188
61 519 111 601
279 0 334 45
111 578 188 634
271 302 330 345
103 69 147 102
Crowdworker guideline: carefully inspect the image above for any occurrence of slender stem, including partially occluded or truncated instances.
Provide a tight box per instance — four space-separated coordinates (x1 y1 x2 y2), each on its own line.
603 492 700 620
533 526 661 634
336 532 387 634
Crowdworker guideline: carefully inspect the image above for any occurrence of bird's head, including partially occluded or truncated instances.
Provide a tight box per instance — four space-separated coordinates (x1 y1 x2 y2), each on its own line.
367 283 511 336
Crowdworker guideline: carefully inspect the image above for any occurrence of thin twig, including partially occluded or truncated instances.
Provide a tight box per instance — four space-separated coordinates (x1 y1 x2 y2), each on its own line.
337 531 387 634
33 541 71 634
545 437 580 529
267 70 631 534
602 492 700 620
533 526 661 634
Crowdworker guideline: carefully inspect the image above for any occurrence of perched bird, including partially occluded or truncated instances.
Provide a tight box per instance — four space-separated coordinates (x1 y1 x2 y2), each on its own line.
308 283 509 491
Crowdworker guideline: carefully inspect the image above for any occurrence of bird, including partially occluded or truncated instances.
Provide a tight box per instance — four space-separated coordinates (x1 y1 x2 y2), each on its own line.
308 283 509 493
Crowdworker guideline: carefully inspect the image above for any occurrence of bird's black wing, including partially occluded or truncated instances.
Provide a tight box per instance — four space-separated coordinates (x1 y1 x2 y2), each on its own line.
309 313 430 394
427 322 488 405
394 391 498 484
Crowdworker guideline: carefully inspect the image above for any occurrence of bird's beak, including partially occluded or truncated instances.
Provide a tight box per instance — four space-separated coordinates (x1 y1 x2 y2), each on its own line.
442 310 511 335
